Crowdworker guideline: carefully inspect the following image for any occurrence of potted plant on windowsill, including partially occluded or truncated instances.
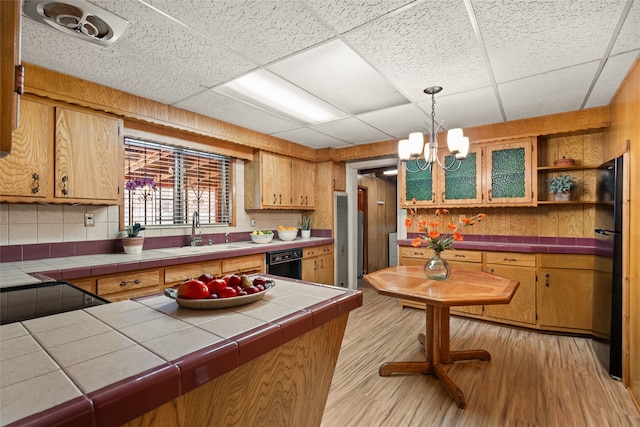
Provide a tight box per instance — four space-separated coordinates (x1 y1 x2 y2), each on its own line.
301 215 312 239
549 175 577 201
123 223 145 254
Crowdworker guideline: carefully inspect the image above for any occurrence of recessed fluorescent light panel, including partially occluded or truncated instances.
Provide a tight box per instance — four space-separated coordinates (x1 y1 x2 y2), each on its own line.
215 69 346 125
383 169 398 176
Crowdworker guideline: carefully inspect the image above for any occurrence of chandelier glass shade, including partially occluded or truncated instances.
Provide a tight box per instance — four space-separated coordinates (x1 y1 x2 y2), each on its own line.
398 86 469 172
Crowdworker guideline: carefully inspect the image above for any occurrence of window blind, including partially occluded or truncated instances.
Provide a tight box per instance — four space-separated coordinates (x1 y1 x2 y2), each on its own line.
124 138 232 226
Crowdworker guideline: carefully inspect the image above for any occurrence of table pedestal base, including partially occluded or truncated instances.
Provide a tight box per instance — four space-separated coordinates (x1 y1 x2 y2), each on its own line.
378 306 491 409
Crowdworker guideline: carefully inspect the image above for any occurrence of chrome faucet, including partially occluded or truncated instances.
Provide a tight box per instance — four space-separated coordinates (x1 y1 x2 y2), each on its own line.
191 211 202 246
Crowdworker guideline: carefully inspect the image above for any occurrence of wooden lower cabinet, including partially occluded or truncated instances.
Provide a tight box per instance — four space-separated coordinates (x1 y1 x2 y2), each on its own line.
397 248 595 335
484 252 536 326
302 244 334 285
221 254 264 275
164 260 222 286
538 254 594 334
97 269 161 302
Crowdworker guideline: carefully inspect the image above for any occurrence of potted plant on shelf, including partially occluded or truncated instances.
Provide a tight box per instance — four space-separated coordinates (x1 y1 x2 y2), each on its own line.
123 223 145 254
549 175 577 201
301 215 312 239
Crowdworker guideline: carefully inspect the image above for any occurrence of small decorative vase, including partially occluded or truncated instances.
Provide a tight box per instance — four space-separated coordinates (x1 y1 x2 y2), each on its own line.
553 191 571 202
123 237 144 254
424 252 450 280
301 229 311 239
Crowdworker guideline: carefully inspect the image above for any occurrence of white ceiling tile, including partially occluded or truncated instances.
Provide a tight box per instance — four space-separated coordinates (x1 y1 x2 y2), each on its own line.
585 50 640 108
148 0 335 65
419 86 504 130
175 91 302 135
305 0 413 33
271 128 352 149
499 62 600 122
611 0 640 55
309 117 392 145
475 0 627 83
344 1 491 100
357 103 431 139
268 40 408 115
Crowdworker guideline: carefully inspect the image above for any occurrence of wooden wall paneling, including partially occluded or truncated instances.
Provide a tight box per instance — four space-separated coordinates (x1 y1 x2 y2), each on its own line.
314 161 334 231
485 207 507 235
557 205 585 237
582 170 597 201
538 205 559 237
584 131 605 165
505 208 529 236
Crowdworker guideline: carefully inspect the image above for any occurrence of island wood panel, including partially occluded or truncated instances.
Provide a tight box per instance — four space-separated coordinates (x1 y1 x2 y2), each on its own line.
0 98 52 198
123 314 349 427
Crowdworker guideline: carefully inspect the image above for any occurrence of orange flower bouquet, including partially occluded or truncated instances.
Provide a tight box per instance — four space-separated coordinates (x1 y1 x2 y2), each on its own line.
405 208 486 253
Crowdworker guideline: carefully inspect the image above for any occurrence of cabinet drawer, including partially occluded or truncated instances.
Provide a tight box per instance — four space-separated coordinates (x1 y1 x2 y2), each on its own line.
222 254 264 274
399 246 431 259
303 244 333 258
539 254 595 270
485 252 536 267
98 270 159 296
164 261 222 284
441 250 481 263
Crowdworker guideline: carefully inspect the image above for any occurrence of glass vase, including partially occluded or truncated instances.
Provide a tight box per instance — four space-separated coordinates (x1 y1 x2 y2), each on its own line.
424 251 450 280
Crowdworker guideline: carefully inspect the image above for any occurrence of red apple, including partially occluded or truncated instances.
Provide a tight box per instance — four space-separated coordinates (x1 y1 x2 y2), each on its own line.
198 273 215 284
177 279 209 299
208 278 228 294
227 274 242 287
253 277 266 286
245 286 260 294
218 287 238 298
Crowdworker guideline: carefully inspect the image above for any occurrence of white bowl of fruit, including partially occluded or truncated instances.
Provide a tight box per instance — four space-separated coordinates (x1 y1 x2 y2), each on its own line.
165 273 275 309
277 226 298 241
250 230 274 244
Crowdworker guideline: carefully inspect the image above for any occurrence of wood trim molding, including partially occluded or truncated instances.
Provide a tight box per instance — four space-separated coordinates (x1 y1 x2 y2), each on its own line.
23 63 318 161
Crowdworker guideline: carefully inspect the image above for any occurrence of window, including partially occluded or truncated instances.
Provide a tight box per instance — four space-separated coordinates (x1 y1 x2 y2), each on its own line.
124 137 232 227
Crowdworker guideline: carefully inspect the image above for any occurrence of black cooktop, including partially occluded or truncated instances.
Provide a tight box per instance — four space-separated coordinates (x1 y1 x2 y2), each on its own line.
0 281 110 325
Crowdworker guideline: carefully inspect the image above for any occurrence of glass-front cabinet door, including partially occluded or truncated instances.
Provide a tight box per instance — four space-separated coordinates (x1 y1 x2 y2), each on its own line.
400 159 435 208
437 146 483 206
484 137 536 206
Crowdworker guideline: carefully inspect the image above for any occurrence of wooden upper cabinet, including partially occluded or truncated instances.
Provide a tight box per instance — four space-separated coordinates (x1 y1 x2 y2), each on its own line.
0 98 52 199
438 146 483 206
483 137 536 206
55 107 122 201
332 162 346 191
244 150 315 210
291 158 315 208
400 160 436 208
0 0 22 158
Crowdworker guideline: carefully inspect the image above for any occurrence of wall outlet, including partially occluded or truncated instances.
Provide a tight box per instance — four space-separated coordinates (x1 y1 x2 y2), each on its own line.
250 218 256 227
84 213 95 227
459 214 465 224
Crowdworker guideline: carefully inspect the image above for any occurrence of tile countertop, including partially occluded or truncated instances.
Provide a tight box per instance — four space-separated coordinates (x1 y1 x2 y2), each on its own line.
0 275 363 426
0 237 333 288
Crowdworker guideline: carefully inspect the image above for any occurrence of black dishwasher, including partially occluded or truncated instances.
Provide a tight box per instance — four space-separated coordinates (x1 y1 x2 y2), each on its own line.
0 281 110 325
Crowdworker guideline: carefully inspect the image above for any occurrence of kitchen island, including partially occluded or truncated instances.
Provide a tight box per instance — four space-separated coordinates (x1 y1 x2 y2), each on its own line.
0 276 362 426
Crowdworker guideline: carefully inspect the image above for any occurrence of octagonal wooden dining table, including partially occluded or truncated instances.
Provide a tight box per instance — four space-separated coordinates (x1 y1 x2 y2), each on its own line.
363 266 519 409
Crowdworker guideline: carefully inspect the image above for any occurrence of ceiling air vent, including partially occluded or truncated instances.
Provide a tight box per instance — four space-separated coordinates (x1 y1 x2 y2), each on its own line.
23 0 128 47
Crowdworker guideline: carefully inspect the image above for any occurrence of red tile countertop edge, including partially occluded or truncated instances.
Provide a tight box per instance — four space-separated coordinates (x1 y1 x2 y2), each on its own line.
5 396 93 427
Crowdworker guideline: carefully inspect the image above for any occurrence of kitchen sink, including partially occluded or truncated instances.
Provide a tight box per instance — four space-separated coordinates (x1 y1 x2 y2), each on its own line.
157 244 247 255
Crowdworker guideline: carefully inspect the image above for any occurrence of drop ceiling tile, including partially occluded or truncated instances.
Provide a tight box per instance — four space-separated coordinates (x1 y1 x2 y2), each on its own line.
611 0 640 55
148 0 335 64
268 40 409 115
175 91 301 135
344 1 490 101
305 0 412 33
418 86 504 130
475 0 627 83
309 117 392 145
585 50 640 108
357 103 431 139
499 62 599 122
271 128 352 149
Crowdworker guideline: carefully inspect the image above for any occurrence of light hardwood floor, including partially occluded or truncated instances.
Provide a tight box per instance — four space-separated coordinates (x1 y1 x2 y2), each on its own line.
321 285 640 427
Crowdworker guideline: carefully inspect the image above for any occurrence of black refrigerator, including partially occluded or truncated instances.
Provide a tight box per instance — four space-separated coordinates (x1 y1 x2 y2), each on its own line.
593 155 624 380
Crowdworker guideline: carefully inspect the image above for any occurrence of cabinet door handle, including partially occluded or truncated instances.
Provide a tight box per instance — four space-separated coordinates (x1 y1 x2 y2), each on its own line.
488 188 493 201
120 278 141 287
314 260 317 271
61 175 69 196
490 268 495 274
454 254 466 258
279 194 282 204
31 173 40 194
273 193 277 204
441 192 446 203
305 196 308 205
432 192 436 204
300 195 304 205
503 258 517 262
544 273 550 287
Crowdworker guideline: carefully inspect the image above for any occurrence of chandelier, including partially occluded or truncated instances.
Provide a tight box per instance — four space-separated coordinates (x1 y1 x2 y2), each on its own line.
398 86 470 172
